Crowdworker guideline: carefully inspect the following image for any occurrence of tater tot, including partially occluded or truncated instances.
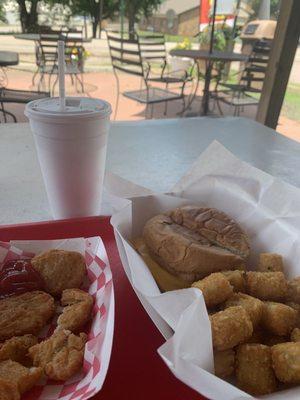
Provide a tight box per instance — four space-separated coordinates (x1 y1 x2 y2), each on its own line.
272 342 300 383
192 273 233 308
286 301 300 327
221 270 246 293
246 272 287 301
214 349 235 378
236 344 277 395
246 327 265 344
257 253 284 272
210 306 253 351
263 334 288 346
287 277 300 304
262 302 297 336
291 328 300 342
224 292 264 328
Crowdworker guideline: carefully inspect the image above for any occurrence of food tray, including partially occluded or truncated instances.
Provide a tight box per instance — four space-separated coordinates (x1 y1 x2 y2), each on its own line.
0 216 201 400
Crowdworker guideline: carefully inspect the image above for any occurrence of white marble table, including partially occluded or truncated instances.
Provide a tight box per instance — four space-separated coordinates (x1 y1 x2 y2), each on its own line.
1 117 300 225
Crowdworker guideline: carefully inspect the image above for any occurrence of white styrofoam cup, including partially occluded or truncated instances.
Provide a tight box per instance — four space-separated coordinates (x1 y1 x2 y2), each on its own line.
25 97 111 219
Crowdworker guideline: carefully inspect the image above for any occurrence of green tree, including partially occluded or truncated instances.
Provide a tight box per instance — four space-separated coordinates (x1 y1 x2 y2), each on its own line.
124 0 162 39
58 0 118 38
251 0 281 20
0 1 7 23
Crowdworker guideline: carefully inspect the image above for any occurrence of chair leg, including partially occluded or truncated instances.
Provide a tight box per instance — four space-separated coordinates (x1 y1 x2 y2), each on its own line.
52 74 59 96
150 103 154 119
32 68 39 87
113 70 120 121
164 83 169 116
0 103 17 123
216 98 224 116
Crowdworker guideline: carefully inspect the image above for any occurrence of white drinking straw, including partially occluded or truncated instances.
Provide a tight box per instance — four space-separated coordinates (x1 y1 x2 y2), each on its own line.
58 40 66 111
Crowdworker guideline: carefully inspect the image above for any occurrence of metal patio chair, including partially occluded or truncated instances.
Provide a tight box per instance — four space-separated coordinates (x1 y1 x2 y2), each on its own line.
0 88 49 123
210 39 272 116
33 32 85 95
107 31 193 119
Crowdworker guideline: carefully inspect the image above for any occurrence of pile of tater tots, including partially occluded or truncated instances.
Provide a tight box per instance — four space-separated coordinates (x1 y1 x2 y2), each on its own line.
192 253 300 396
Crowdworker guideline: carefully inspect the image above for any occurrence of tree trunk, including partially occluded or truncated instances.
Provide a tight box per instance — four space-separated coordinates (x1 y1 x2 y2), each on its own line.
17 0 39 33
92 2 100 38
128 3 135 40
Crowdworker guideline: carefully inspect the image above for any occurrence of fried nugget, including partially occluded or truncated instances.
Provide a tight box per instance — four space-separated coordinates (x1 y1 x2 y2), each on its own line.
221 270 245 293
0 335 37 364
0 378 20 400
286 301 300 327
246 327 265 344
32 250 86 297
287 277 300 304
214 349 235 378
236 344 277 395
272 342 300 383
0 360 42 394
0 291 55 341
57 289 93 332
291 328 300 342
192 273 233 308
210 306 253 351
257 253 284 272
246 272 287 301
224 292 264 328
262 301 297 336
263 334 288 346
29 329 87 381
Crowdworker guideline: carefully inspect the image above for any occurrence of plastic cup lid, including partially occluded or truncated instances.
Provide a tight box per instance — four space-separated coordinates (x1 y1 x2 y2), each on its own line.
25 97 111 121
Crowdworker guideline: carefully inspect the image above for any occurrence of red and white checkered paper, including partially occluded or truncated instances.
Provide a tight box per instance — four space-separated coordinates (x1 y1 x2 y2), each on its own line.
0 237 114 400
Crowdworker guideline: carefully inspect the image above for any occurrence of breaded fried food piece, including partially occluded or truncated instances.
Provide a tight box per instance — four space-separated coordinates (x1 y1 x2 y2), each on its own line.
257 253 284 272
263 334 288 346
272 342 300 383
246 327 265 344
246 272 287 301
32 249 86 296
0 291 55 341
192 273 233 308
286 301 300 327
0 378 20 400
0 360 42 394
221 270 245 292
236 344 277 395
210 306 253 351
57 289 93 332
214 349 235 378
287 277 300 304
262 301 297 336
29 329 87 381
224 292 264 328
0 335 37 364
291 328 300 342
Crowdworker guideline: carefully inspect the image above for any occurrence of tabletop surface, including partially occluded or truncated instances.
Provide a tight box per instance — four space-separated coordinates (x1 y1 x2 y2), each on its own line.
14 33 92 43
0 50 19 66
1 117 300 225
170 49 248 62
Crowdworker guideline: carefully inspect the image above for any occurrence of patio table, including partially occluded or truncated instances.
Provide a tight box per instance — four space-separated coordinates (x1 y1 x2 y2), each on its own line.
14 33 92 43
1 117 300 399
170 49 248 116
0 51 19 67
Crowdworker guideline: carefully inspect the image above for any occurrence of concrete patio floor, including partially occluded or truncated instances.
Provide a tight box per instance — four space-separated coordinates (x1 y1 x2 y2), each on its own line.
1 68 300 143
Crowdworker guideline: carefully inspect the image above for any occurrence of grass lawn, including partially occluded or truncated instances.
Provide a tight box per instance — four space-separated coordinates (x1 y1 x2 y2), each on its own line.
282 83 300 121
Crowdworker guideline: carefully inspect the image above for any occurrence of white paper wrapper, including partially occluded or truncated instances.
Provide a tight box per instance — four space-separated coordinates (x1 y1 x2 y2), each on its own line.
110 141 300 400
0 237 114 400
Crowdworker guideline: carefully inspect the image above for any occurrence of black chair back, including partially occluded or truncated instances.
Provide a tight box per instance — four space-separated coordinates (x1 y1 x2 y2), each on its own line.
241 39 272 92
107 31 144 78
137 33 166 63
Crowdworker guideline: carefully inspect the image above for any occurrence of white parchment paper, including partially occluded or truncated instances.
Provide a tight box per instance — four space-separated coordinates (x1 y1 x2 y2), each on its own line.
110 141 300 400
